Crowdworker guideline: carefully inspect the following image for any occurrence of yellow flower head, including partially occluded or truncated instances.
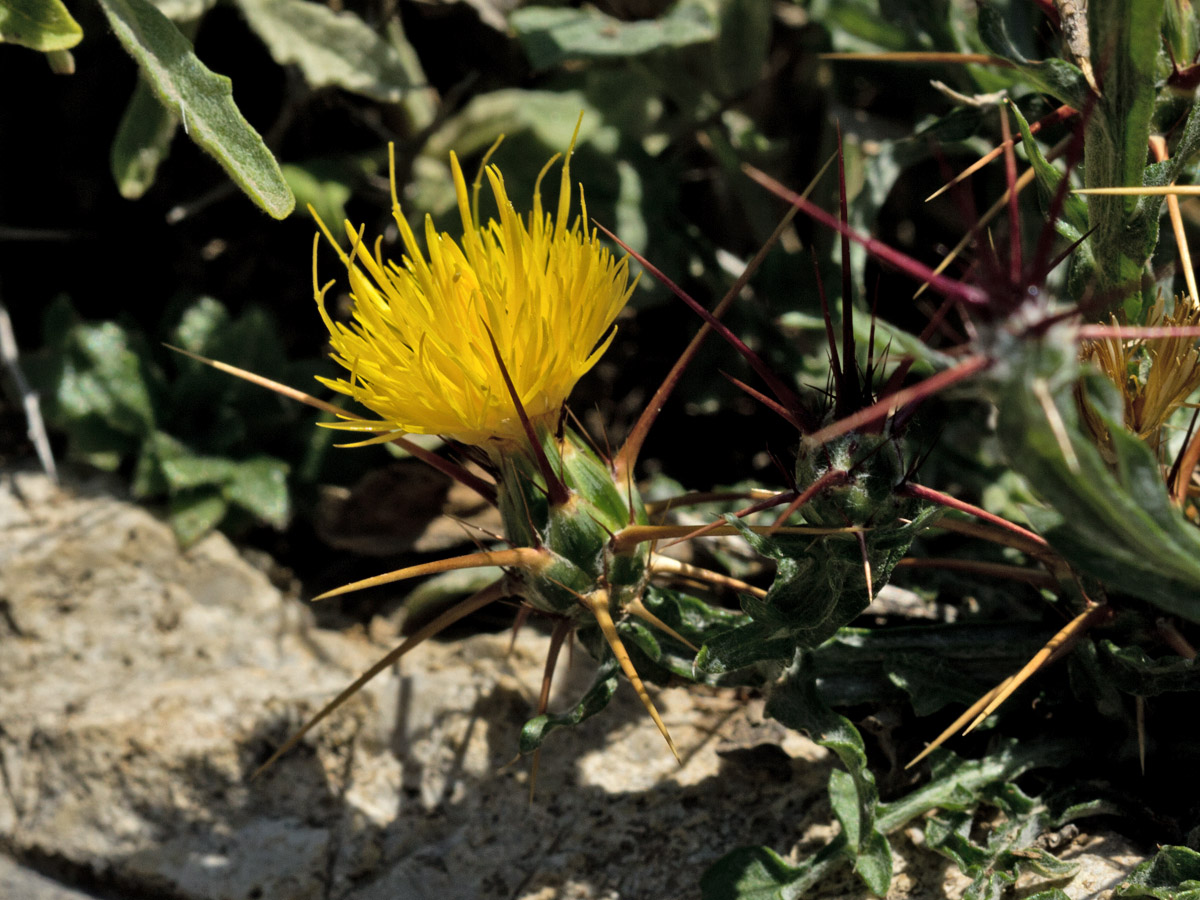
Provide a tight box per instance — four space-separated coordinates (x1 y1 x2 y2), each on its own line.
312 126 636 447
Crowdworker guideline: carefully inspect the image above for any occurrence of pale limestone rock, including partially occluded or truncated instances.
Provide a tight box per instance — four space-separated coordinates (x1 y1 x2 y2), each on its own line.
0 470 1147 899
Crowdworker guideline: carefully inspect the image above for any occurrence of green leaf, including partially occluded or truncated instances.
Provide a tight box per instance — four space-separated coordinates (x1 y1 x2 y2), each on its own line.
170 295 230 354
710 0 772 97
885 652 989 716
766 659 893 895
976 4 1088 107
149 0 217 22
1114 846 1200 899
694 617 797 674
233 0 420 103
161 454 237 490
700 844 835 900
111 77 180 199
510 1 718 70
170 488 229 546
425 89 606 162
519 657 619 754
229 455 290 527
876 741 1064 829
1098 641 1200 696
95 0 295 219
132 429 190 498
809 0 958 54
926 807 1077 900
736 508 936 648
282 160 353 230
922 779 1083 900
0 0 82 52
1074 0 1166 313
828 768 893 895
634 585 744 680
701 738 1079 900
779 311 953 376
1007 101 1089 241
52 319 158 440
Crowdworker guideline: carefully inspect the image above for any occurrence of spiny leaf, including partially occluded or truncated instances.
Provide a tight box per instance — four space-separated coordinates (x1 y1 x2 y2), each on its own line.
518 656 619 754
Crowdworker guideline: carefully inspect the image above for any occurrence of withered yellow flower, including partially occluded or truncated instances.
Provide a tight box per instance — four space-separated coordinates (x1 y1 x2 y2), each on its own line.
312 129 635 447
1082 292 1200 459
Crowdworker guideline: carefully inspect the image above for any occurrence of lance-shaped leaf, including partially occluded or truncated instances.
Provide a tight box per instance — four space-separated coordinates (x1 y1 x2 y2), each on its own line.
1008 102 1089 243
111 78 180 199
95 0 294 219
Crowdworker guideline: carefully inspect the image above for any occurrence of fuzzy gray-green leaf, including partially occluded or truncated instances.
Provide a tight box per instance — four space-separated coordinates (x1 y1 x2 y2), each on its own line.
1113 846 1200 899
511 1 717 70
95 0 294 218
234 0 420 103
111 77 180 199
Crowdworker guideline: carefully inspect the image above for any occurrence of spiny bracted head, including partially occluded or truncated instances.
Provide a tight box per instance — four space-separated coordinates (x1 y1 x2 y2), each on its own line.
796 429 915 527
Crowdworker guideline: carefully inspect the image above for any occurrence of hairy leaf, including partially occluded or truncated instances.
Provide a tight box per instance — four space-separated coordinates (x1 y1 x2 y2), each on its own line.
1114 846 1200 899
766 658 892 895
234 0 420 103
111 78 181 199
993 333 1200 622
96 0 294 218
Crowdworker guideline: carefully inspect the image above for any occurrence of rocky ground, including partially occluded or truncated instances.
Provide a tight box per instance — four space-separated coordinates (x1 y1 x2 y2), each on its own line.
0 469 1147 900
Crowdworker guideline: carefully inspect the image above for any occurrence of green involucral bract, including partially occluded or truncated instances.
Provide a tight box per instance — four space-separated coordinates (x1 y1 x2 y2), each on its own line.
495 427 650 618
492 427 656 751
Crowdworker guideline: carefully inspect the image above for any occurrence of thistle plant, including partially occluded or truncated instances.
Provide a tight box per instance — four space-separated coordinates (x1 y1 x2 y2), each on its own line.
191 121 791 782
24 1 1200 897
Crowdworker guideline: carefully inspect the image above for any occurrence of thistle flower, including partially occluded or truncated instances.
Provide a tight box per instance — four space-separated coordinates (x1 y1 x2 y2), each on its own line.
312 131 636 447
